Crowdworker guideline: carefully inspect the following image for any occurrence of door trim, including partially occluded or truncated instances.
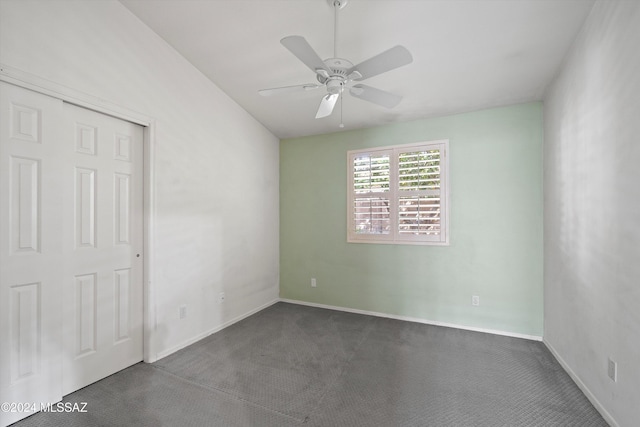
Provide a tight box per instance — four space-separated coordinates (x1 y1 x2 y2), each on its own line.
1 63 158 363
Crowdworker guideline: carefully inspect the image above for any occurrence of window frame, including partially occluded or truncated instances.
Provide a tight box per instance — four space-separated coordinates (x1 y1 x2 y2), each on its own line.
347 140 450 246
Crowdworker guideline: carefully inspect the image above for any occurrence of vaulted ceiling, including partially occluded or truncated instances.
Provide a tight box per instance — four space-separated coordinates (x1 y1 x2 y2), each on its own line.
120 0 594 139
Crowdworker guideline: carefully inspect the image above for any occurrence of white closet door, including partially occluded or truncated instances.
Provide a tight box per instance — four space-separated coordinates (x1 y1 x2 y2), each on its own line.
0 82 65 426
61 103 143 395
1 82 144 426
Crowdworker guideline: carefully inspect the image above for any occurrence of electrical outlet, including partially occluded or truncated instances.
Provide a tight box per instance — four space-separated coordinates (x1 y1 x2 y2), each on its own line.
472 295 480 306
608 358 617 382
311 278 317 288
219 292 225 303
179 305 187 320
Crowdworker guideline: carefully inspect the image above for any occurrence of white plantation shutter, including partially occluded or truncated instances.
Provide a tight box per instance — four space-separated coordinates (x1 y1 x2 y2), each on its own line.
348 140 448 245
351 152 392 239
396 146 444 242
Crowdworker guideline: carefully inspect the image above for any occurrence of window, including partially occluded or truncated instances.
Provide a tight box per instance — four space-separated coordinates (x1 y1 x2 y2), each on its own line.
347 140 449 245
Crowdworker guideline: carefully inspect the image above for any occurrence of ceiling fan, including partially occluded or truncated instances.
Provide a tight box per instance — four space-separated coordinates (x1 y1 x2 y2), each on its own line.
258 0 413 124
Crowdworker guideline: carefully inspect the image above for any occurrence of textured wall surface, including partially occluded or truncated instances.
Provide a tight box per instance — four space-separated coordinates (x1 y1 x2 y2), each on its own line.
543 1 640 425
0 0 280 360
281 103 543 337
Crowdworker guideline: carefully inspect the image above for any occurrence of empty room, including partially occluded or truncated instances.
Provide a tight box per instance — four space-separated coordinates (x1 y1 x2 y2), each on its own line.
0 0 638 426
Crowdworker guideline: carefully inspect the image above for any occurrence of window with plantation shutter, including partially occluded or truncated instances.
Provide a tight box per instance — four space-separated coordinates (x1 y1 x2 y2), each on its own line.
348 140 449 245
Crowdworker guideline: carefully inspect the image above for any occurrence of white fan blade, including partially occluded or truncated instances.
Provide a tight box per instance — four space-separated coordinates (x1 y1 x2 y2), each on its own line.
281 36 331 76
315 93 339 118
348 45 413 81
258 84 322 97
349 84 402 108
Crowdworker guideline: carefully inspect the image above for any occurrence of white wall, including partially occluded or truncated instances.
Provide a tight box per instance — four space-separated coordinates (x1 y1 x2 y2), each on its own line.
0 0 280 360
543 1 640 426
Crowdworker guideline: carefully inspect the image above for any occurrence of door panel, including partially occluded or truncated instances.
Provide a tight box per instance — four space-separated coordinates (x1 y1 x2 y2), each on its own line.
0 82 65 426
62 103 143 395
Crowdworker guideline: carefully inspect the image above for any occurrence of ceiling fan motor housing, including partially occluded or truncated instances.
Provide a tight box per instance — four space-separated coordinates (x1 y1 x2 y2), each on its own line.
317 57 354 92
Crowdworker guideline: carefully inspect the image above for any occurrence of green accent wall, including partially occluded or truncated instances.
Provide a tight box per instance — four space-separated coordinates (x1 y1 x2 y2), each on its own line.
280 102 543 336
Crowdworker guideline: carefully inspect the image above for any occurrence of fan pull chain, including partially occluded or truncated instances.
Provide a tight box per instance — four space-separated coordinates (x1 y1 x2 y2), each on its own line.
339 89 345 128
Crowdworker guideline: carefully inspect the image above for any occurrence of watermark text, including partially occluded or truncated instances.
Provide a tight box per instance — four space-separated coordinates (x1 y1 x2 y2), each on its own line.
1 401 88 413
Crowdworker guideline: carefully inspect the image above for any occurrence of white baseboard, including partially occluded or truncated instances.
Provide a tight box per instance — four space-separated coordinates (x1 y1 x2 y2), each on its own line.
544 340 618 427
279 298 542 341
153 298 280 361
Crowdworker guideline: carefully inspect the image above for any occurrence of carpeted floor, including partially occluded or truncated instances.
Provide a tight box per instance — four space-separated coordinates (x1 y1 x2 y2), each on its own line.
12 302 608 426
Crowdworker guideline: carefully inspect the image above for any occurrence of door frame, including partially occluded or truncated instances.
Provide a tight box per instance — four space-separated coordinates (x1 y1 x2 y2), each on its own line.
1 63 158 363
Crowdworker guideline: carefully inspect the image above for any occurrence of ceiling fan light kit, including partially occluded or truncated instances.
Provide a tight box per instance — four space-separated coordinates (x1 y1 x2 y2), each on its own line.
327 0 348 10
259 0 413 126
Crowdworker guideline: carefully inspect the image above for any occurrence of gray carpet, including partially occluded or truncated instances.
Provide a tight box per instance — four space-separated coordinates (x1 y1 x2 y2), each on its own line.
12 302 607 426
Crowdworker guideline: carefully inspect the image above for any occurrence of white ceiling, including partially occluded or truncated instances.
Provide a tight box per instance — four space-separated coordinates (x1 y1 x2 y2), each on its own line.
120 0 594 139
